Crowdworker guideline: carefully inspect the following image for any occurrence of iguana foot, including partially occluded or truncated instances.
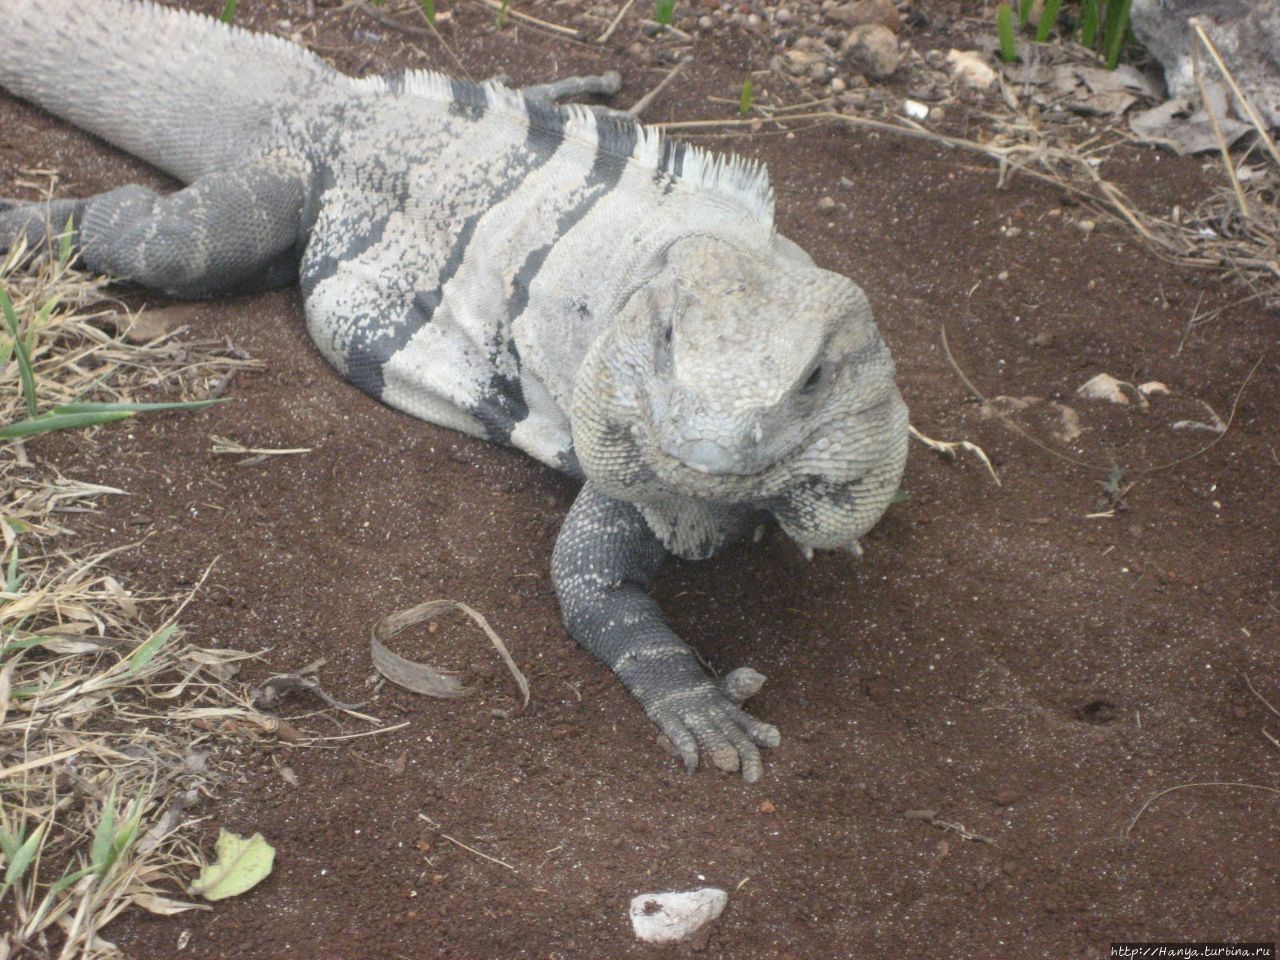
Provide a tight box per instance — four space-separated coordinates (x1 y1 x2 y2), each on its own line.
553 483 781 781
520 71 622 103
615 647 780 782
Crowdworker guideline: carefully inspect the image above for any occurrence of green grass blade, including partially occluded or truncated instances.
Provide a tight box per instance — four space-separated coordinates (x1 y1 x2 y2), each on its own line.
0 825 20 861
495 0 509 28
113 793 148 861
0 286 39 418
4 821 47 887
1079 0 1099 48
416 0 436 27
1018 0 1035 23
126 622 178 676
739 76 754 115
52 398 227 415
90 787 119 872
1103 0 1132 69
219 0 237 23
996 4 1018 62
0 410 134 440
5 540 19 593
655 0 675 27
1035 0 1063 42
56 215 74 269
0 635 59 658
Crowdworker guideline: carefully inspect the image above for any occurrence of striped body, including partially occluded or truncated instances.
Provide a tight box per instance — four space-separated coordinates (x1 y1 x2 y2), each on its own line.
290 74 773 474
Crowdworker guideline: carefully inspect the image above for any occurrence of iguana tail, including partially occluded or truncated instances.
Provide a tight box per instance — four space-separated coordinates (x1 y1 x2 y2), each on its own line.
0 0 345 183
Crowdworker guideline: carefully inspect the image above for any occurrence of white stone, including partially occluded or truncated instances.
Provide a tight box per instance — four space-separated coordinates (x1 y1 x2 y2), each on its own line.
904 99 929 120
945 49 997 90
1077 373 1135 406
630 888 729 944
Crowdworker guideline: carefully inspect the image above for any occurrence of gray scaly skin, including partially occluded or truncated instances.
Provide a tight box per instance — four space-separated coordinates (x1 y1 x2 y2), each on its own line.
0 0 909 781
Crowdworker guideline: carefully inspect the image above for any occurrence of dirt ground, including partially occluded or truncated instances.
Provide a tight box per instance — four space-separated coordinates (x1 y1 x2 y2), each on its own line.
2 1 1278 957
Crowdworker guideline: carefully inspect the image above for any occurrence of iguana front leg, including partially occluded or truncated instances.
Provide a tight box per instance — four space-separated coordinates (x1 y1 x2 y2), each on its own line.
0 148 309 298
552 483 780 781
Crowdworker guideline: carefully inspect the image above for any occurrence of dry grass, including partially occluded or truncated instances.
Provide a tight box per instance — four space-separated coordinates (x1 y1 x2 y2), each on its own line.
0 251 269 958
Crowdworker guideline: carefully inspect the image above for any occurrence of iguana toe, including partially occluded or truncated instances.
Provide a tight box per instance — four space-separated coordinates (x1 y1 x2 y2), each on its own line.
647 682 779 782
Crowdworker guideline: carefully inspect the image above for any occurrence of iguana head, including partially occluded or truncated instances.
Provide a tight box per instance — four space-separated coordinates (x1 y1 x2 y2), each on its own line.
571 233 908 552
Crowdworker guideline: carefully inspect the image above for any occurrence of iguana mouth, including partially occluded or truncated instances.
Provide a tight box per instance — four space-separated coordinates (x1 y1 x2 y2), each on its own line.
645 441 782 500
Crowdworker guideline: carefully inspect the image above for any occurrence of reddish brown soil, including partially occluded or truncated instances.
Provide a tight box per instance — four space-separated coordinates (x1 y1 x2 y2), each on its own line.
2 2 1278 957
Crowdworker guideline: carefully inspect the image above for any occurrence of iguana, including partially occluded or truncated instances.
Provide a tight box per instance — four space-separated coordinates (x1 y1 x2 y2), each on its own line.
0 0 909 781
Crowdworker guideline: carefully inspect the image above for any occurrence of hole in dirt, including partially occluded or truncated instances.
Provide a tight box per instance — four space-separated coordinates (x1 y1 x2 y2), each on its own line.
1074 699 1119 725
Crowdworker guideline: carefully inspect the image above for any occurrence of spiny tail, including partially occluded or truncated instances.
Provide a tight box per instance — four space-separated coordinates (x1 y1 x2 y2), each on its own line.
0 0 348 183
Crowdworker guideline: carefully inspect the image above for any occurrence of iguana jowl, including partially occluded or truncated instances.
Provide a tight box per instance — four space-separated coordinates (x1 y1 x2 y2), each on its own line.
0 0 909 781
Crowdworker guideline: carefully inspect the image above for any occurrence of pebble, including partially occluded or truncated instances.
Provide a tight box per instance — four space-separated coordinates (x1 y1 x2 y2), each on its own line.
945 48 997 90
826 0 900 33
629 888 729 945
841 23 901 80
817 195 837 211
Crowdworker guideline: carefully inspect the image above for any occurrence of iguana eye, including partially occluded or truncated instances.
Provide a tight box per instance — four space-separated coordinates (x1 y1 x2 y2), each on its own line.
656 322 674 374
802 364 823 392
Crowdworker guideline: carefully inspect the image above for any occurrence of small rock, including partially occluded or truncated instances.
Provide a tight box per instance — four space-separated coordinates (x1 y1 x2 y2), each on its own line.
629 888 728 945
1138 381 1170 397
945 49 997 89
903 98 929 120
817 195 836 211
1077 372 1137 406
827 0 900 33
993 789 1018 806
1076 219 1097 235
759 799 778 814
785 48 820 76
830 76 848 93
842 23 901 79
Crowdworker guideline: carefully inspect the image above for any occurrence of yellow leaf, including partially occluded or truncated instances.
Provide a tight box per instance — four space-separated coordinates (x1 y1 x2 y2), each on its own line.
189 829 275 901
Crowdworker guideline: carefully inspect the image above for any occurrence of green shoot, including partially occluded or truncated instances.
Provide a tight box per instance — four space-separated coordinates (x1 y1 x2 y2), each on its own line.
738 76 754 116
1035 0 1063 42
496 0 510 29
219 0 236 23
5 538 21 594
655 0 675 27
1 287 38 418
0 398 225 441
126 623 179 677
1018 0 1035 23
0 821 48 902
1079 0 1099 47
996 4 1018 63
417 0 436 28
57 215 74 269
1103 0 1132 69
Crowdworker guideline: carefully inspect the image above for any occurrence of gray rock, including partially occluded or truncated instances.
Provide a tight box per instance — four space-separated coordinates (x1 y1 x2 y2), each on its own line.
1130 0 1280 126
629 888 729 944
826 0 900 34
842 23 901 80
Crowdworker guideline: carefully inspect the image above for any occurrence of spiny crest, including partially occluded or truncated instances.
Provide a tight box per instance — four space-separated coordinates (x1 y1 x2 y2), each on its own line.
132 0 337 76
366 69 775 228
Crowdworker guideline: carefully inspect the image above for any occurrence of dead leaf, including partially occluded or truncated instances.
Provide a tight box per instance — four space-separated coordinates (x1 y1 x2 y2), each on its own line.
370 599 530 717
